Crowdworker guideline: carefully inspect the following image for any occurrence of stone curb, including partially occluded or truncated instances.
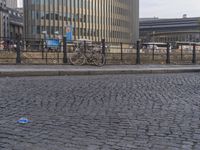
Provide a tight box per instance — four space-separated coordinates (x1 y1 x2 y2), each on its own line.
1 68 200 77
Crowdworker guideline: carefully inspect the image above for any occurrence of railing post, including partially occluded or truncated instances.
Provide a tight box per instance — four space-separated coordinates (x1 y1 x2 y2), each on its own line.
57 51 59 64
136 40 141 65
192 43 196 64
63 36 68 64
152 44 155 61
120 42 123 62
84 41 87 54
42 39 44 59
102 39 106 64
46 51 48 64
102 39 105 55
16 36 21 64
181 45 183 61
166 42 170 64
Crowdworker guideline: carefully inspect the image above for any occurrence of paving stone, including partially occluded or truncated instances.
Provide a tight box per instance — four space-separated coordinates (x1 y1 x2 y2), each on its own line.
1 73 200 149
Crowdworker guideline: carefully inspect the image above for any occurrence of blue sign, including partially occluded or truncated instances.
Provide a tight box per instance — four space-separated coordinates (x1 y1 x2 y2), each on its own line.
66 25 73 42
46 39 59 48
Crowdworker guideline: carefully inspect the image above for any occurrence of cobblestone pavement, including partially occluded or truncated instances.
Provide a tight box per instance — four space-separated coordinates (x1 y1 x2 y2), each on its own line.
1 74 200 150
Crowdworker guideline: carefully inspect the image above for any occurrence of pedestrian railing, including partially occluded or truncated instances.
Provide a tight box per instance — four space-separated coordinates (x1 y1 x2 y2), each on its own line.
0 36 200 65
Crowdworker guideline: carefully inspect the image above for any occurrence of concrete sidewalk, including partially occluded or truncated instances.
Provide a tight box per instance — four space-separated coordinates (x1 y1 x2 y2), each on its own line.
1 65 200 77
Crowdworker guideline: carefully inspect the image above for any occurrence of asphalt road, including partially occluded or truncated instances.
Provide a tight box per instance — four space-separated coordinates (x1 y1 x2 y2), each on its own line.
1 73 200 150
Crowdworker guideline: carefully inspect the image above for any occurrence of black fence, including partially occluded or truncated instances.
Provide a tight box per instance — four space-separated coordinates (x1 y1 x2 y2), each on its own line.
0 37 200 65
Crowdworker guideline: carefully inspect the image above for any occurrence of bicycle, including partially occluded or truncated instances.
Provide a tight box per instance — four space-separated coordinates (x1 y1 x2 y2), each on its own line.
69 41 106 66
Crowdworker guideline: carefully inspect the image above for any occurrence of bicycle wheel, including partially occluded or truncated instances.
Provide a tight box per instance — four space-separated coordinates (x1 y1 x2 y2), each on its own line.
51 58 58 64
93 53 106 67
69 52 85 65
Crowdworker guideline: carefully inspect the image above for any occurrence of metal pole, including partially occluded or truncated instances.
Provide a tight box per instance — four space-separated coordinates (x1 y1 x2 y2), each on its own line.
166 42 170 64
63 36 68 64
42 39 44 59
120 42 123 62
102 39 105 55
57 51 59 64
84 41 87 55
192 43 196 64
181 45 183 61
102 39 106 64
152 44 155 61
46 51 48 64
16 35 21 64
136 40 140 65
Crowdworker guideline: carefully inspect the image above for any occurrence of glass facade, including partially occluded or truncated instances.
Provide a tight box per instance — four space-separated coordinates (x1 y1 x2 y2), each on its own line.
24 0 139 43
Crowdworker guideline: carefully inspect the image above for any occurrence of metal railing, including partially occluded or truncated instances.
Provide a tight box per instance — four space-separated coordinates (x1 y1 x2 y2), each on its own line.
0 36 200 65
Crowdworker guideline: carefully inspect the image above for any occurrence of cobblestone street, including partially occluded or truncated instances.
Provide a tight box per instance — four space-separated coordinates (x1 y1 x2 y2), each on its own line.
1 73 200 150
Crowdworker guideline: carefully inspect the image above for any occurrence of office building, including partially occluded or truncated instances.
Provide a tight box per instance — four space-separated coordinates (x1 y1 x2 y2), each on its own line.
0 2 23 38
8 8 23 38
140 17 200 43
24 0 139 43
6 0 17 8
0 1 9 37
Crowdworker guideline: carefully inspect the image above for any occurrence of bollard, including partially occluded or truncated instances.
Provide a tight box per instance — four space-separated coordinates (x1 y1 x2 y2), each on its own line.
16 37 21 64
136 40 140 65
192 43 196 64
63 36 68 64
166 42 170 64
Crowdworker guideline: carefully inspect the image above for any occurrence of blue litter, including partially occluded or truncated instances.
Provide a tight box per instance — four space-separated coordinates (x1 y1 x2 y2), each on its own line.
17 118 30 124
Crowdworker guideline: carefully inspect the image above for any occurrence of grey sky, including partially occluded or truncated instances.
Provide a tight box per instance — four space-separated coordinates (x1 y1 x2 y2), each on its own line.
140 0 200 18
18 0 199 18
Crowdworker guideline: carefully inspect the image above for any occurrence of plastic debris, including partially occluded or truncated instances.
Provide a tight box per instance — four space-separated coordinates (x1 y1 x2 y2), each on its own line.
17 117 30 124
